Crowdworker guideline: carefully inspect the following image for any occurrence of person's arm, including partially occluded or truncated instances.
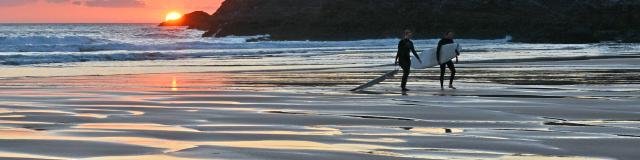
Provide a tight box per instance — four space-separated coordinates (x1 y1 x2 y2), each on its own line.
436 40 443 65
455 51 460 63
395 41 401 65
410 42 421 63
455 43 460 63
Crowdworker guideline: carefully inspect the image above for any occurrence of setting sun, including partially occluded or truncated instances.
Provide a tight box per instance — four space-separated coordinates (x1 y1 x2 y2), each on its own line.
165 12 183 21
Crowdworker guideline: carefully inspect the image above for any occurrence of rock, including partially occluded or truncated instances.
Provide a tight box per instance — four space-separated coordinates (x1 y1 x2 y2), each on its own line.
246 36 271 42
622 31 640 43
202 27 224 37
185 0 640 43
159 11 212 30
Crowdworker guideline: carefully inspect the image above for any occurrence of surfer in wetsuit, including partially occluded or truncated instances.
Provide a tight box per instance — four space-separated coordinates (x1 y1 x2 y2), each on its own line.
437 31 460 90
395 29 421 91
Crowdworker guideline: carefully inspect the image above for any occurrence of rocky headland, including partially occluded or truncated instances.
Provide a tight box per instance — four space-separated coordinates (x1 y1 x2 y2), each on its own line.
162 0 640 43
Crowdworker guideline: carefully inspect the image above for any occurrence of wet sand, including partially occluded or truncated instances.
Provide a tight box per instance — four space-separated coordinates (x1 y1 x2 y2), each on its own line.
0 58 639 160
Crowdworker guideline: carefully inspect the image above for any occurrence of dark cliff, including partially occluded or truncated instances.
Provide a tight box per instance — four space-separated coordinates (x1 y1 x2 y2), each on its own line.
159 11 211 30
167 0 640 43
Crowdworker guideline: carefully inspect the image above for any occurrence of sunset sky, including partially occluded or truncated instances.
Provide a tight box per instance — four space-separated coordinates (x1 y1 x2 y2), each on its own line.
0 0 223 23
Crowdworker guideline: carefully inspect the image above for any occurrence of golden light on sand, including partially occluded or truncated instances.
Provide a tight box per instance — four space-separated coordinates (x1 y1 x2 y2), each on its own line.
165 12 182 21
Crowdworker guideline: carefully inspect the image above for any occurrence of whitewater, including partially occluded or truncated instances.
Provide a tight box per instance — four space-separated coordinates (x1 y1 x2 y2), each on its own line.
0 24 638 67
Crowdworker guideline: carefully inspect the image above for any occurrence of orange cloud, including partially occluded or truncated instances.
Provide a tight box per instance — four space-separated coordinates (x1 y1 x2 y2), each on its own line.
0 0 222 23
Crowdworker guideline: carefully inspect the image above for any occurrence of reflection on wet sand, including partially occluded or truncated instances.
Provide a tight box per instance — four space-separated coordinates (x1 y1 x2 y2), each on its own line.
406 127 464 134
208 140 388 152
0 65 639 159
0 115 25 118
347 138 407 143
75 108 145 116
0 127 194 155
4 127 523 160
500 155 606 160
172 76 179 92
0 120 54 124
322 125 466 136
0 127 43 137
212 126 342 136
75 123 200 132
85 154 200 160
0 126 399 158
75 113 109 119
0 151 67 160
0 109 10 114
1 109 110 119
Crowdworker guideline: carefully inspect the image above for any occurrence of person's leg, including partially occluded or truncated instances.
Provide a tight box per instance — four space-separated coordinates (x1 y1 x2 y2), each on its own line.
440 63 446 89
447 61 456 89
401 64 410 90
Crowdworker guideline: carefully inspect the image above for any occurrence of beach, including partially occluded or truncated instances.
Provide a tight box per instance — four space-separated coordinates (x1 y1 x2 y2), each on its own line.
1 52 639 159
3 0 640 159
1 24 639 160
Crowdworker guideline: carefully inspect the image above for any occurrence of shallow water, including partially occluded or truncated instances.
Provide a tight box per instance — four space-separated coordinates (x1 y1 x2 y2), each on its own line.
1 24 639 77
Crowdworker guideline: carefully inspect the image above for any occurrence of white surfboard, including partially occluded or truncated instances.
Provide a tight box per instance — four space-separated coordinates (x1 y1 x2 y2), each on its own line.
411 43 460 69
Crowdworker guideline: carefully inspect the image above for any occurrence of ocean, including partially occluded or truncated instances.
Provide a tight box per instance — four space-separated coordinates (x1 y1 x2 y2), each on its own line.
1 24 638 77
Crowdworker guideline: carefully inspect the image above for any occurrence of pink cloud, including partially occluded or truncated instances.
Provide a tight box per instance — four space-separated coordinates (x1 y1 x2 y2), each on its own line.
0 0 224 23
0 0 38 6
84 0 146 8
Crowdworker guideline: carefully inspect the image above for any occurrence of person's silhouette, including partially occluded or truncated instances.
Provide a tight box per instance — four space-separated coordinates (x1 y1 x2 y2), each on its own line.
436 31 459 90
395 29 421 91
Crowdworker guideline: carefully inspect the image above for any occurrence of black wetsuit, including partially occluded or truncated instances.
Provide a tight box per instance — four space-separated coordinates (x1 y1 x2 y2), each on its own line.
436 38 459 88
396 39 420 90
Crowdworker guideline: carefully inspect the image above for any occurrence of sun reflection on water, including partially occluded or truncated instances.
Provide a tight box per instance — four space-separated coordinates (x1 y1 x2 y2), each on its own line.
171 76 178 91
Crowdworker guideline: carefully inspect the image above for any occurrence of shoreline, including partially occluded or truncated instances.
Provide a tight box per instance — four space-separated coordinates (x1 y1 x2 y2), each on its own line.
2 52 639 79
